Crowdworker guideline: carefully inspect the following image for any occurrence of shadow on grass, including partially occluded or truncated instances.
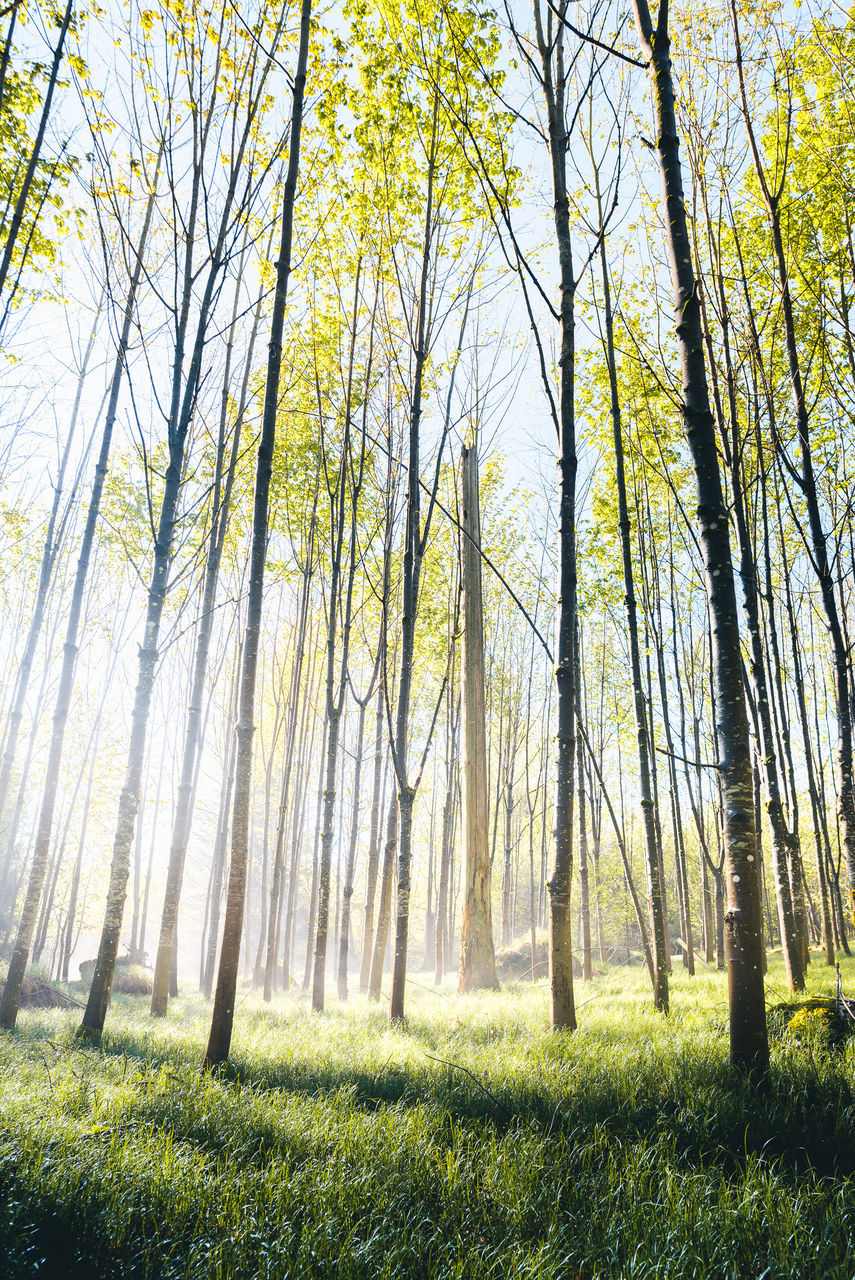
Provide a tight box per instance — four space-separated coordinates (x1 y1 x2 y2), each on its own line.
41 1005 849 1186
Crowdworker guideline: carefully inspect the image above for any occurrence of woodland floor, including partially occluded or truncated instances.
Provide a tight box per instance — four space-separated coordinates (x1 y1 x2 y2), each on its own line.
0 954 853 1278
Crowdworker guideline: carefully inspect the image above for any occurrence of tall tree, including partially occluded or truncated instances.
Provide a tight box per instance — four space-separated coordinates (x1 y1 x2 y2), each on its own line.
81 0 286 1043
630 0 768 1069
458 442 498 990
150 240 263 1016
203 0 313 1069
0 152 161 1031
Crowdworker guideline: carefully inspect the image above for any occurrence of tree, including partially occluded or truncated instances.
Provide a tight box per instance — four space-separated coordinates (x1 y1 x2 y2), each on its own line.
458 442 498 990
149 239 263 1016
204 0 313 1070
81 0 289 1043
0 150 161 1032
630 0 768 1069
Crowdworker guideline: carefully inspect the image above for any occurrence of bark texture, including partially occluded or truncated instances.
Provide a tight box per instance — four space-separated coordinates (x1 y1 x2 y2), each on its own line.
204 0 312 1067
458 445 498 991
632 0 768 1070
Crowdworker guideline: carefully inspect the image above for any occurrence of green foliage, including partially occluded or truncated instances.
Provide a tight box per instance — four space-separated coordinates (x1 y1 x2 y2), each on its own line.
0 2 83 307
1 960 855 1277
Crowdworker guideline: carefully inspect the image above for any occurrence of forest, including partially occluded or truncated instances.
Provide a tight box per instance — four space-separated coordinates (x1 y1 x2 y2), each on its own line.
1 0 855 1273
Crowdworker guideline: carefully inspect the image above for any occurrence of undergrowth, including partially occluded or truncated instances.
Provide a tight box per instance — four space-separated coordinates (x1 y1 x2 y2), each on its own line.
0 955 853 1278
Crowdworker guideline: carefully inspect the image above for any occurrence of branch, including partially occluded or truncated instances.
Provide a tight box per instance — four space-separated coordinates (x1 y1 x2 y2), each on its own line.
424 1053 515 1120
367 425 554 666
654 745 717 770
546 0 648 69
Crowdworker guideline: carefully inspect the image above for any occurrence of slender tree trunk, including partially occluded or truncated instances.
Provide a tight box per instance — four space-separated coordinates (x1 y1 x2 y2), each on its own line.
434 684 458 986
596 210 668 1011
282 670 321 989
530 0 579 1032
338 689 371 1000
576 708 592 982
0 8 18 118
0 301 99 842
302 719 327 991
151 256 259 1015
655 542 694 973
368 797 397 1001
458 444 498 991
203 0 312 1068
312 708 343 1010
0 162 160 1031
202 637 242 998
359 681 385 991
698 275 803 991
447 772 461 971
631 0 768 1069
80 430 189 1038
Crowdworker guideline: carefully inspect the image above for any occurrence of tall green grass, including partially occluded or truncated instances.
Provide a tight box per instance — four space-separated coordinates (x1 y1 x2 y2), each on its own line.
0 955 853 1277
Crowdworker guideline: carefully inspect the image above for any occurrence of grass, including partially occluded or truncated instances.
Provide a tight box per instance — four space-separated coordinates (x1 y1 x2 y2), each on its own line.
0 954 853 1278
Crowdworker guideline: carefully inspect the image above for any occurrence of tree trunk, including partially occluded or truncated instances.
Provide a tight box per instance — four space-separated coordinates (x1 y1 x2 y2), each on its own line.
698 271 803 992
203 0 312 1069
0 160 160 1031
312 709 343 1010
282 678 321 989
368 797 398 1001
655 544 694 973
532 0 578 1032
458 444 498 991
434 685 458 986
151 253 259 1015
631 0 768 1070
0 0 73 325
595 207 668 1012
576 711 592 982
338 695 368 1000
359 681 385 991
201 638 241 998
